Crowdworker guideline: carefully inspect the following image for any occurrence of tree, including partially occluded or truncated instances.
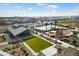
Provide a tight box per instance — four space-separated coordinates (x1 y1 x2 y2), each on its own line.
45 23 48 32
73 40 77 46
57 48 62 53
41 20 43 35
50 22 53 30
54 20 57 28
32 21 35 34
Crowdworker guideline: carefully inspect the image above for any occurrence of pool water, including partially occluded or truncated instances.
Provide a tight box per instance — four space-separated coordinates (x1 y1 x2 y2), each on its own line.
34 25 57 31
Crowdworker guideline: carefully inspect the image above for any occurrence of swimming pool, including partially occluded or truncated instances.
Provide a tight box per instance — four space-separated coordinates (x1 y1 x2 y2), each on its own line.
34 25 58 31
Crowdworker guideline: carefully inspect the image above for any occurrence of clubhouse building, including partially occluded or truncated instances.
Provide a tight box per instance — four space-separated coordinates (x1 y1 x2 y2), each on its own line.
4 24 32 43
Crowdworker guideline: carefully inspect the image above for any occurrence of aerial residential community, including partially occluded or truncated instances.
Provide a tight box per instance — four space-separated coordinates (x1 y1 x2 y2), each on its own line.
0 3 79 56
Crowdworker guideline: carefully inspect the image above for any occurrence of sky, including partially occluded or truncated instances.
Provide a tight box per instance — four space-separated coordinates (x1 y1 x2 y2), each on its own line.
0 3 79 17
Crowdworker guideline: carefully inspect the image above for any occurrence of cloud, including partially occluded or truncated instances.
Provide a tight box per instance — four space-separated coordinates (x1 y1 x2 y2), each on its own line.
37 3 45 6
27 8 32 11
15 6 22 9
72 7 79 13
0 9 78 17
15 5 32 11
47 5 59 9
0 4 79 17
64 7 79 16
0 3 10 6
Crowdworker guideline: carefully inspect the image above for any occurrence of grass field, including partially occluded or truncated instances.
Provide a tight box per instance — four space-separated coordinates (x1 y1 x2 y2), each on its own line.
57 21 78 27
24 36 52 53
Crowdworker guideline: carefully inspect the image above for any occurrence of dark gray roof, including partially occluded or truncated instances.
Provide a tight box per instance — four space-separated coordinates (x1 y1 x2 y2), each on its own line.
8 26 27 36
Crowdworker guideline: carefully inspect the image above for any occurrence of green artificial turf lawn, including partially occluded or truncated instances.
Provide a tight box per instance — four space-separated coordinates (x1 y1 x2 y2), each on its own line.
24 36 52 53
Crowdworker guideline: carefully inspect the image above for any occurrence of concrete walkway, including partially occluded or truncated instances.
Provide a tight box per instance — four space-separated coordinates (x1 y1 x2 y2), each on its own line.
0 50 12 56
0 33 4 36
0 42 8 46
23 42 38 56
41 45 57 56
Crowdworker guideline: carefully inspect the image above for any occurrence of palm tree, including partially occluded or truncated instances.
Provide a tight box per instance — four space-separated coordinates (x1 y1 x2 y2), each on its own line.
54 20 57 28
50 22 53 30
45 23 48 32
31 18 36 35
32 21 35 35
41 20 43 35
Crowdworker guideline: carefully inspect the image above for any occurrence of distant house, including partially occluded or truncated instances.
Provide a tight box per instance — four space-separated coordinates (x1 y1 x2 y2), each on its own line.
4 24 32 43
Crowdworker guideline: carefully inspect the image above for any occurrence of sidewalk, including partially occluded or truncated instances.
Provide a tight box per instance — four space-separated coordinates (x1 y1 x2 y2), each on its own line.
0 42 8 46
0 50 12 56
